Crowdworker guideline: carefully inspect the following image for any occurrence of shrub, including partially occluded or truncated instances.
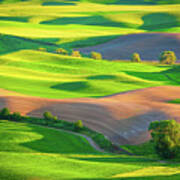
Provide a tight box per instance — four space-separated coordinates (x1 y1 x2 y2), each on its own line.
159 51 177 65
43 111 58 125
11 112 22 121
38 47 47 52
92 133 112 150
56 48 68 55
149 120 180 159
74 120 83 131
72 50 81 57
0 107 10 119
131 53 141 62
91 51 102 60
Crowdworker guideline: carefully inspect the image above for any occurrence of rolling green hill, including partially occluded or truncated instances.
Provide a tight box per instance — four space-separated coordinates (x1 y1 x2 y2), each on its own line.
0 120 180 180
0 0 179 98
1 0 180 5
0 49 179 98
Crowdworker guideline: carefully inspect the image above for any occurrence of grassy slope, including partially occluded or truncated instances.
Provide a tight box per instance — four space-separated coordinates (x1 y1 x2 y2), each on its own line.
0 1 180 46
0 120 180 180
0 49 179 98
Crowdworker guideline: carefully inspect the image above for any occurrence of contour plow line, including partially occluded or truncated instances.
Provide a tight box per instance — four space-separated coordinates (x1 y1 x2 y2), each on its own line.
0 86 180 145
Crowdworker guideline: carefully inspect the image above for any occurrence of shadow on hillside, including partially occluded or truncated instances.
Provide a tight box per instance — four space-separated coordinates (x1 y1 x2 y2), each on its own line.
42 15 128 27
41 15 137 28
59 35 119 48
73 174 180 180
87 0 156 5
124 68 179 85
87 75 117 80
87 0 180 5
72 156 155 163
51 81 90 92
0 34 59 55
42 2 76 6
0 16 29 22
20 124 98 154
141 12 180 30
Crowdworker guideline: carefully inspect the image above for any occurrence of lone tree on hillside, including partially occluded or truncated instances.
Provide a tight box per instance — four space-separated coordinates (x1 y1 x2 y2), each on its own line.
91 51 102 60
72 50 81 57
56 48 68 55
0 107 10 119
131 53 141 62
149 120 180 159
43 111 58 125
74 120 83 131
159 51 177 65
38 47 47 52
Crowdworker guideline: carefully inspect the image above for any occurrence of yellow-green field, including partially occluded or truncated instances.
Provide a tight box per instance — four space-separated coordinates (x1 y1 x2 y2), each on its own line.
0 120 180 180
0 1 180 180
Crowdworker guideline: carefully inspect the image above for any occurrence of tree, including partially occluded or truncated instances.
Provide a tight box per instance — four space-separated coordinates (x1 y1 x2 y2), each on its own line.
159 51 177 65
38 47 46 52
149 120 180 159
11 112 22 121
131 53 141 62
74 120 83 131
72 50 81 57
0 107 10 119
43 111 57 125
56 48 68 55
91 51 102 60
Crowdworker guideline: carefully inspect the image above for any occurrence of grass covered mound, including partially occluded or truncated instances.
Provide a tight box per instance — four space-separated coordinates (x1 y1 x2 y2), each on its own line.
0 120 180 180
0 49 179 98
0 120 98 154
1 0 180 5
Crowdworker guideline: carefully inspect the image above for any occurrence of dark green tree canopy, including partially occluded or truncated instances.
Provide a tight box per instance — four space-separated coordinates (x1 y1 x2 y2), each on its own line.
159 51 177 64
131 53 141 62
149 120 180 159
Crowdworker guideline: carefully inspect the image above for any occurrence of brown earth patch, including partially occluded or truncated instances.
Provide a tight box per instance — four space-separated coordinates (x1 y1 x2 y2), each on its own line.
77 33 180 61
0 86 180 145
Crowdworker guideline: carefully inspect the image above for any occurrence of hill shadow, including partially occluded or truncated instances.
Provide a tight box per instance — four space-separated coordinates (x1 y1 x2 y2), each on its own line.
59 35 119 48
42 2 76 6
51 81 89 92
87 75 117 80
87 0 180 5
141 12 180 30
124 67 179 85
0 16 29 22
21 124 98 154
0 34 59 55
41 15 135 28
73 174 180 180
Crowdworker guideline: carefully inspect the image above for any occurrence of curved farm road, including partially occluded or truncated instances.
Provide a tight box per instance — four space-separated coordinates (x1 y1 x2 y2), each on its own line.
1 86 180 145
36 125 105 153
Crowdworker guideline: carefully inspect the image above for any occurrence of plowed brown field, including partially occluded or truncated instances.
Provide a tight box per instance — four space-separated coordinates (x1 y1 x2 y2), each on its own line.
0 86 180 145
78 33 180 61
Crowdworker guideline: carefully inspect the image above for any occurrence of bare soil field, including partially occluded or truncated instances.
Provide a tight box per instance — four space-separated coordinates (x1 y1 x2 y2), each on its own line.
0 86 180 145
78 33 180 61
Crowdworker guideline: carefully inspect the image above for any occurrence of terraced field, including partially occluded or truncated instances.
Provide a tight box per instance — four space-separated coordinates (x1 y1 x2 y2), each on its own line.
0 120 180 180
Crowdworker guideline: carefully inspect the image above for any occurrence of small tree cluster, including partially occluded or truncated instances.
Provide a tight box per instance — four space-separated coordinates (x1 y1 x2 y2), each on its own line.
131 53 141 62
71 50 81 57
43 111 58 126
149 120 180 159
38 47 47 52
91 51 102 60
74 120 83 131
159 51 177 65
56 48 68 55
0 108 22 121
